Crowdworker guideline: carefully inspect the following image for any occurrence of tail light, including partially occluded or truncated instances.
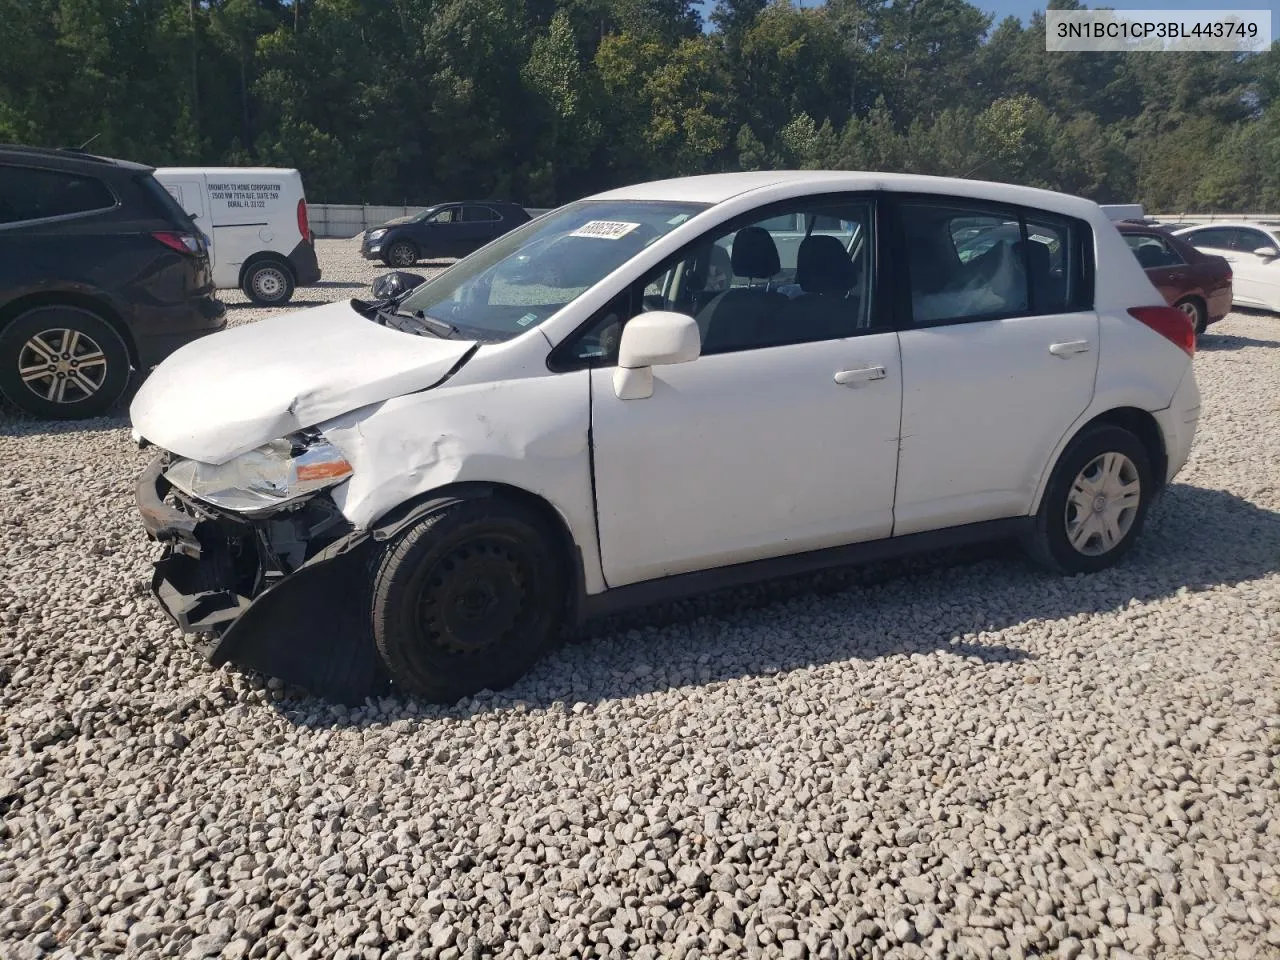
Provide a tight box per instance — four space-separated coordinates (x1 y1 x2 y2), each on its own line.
297 199 311 245
152 231 201 255
1128 305 1195 357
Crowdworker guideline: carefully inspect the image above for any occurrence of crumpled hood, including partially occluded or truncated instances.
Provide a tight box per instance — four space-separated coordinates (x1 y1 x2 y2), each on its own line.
130 300 475 464
373 216 417 228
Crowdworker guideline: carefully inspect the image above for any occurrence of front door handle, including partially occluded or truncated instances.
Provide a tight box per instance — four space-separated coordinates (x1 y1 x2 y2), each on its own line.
1049 340 1091 357
834 365 886 385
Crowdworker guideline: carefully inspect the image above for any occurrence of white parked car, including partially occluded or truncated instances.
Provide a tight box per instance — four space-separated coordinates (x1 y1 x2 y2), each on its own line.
129 172 1201 704
154 167 321 305
1171 221 1280 313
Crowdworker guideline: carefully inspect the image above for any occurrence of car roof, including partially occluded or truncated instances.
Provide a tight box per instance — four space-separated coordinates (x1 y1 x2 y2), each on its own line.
1116 222 1175 234
154 166 301 178
0 143 153 174
1173 221 1280 232
586 171 1102 219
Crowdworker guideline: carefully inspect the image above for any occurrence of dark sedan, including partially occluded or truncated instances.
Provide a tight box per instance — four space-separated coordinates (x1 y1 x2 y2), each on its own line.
1117 222 1232 335
360 201 531 267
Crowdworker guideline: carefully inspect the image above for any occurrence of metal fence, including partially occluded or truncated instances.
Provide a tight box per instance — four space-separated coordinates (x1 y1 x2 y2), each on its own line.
308 203 555 239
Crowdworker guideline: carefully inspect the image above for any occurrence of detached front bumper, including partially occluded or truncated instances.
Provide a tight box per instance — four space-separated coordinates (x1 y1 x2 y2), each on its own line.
135 455 388 703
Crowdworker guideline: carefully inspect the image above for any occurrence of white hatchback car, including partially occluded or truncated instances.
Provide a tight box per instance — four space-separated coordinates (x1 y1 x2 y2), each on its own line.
130 172 1202 704
1171 221 1280 313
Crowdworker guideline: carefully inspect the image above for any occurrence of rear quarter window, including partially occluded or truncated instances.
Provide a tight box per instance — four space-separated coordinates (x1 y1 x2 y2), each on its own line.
138 175 199 229
0 165 117 225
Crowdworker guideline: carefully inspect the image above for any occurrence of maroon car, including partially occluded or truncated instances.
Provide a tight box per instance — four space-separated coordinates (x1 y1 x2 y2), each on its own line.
1117 222 1232 335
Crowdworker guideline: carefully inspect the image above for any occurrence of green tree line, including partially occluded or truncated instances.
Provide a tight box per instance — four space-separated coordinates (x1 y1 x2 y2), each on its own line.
1 0 1277 210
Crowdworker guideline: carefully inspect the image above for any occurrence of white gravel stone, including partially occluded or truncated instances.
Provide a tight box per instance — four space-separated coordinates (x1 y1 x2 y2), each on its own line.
2 243 1279 959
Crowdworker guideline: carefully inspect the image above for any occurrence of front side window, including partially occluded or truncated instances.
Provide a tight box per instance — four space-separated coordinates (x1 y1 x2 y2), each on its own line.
427 207 460 224
904 201 1083 325
1125 233 1184 269
396 199 707 341
0 165 116 225
1235 228 1276 254
561 199 875 365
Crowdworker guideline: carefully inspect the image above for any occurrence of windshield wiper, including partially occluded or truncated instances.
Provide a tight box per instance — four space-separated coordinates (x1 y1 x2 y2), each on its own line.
395 309 465 340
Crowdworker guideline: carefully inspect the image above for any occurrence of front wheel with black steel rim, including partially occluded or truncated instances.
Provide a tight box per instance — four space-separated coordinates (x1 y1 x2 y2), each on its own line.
1024 424 1154 574
371 498 567 703
384 240 419 268
0 305 131 420
1175 296 1207 336
241 260 296 306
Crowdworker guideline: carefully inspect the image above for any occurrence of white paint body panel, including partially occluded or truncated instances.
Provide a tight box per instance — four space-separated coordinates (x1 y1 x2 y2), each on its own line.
129 301 475 463
589 334 903 586
154 167 308 291
894 311 1100 535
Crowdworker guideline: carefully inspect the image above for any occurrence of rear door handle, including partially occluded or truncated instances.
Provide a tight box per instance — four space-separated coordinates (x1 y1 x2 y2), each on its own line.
834 365 886 385
1049 340 1091 357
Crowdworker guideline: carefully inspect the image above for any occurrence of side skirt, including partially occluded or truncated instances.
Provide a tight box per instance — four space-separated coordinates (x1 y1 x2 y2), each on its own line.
579 517 1033 622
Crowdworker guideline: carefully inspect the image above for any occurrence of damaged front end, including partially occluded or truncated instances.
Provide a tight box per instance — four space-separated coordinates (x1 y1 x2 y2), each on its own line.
136 443 390 704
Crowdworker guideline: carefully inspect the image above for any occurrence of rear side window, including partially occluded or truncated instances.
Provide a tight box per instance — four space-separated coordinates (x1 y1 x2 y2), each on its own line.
1124 233 1184 268
0 165 116 225
1184 227 1236 250
462 205 501 222
901 200 1087 326
138 175 198 229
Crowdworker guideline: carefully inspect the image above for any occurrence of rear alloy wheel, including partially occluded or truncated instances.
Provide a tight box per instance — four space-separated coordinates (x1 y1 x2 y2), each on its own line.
371 498 566 703
242 261 295 306
0 305 130 420
1175 297 1207 336
1025 424 1154 574
385 240 419 268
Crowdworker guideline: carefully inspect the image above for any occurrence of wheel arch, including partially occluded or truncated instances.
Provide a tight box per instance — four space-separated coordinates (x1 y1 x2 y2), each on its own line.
0 291 139 369
1032 406 1168 514
367 480 589 626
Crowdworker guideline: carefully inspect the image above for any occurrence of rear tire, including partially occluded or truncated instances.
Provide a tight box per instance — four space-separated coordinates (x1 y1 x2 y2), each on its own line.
1175 296 1207 336
371 498 566 703
242 260 296 306
1024 424 1154 575
385 240 419 268
0 305 131 420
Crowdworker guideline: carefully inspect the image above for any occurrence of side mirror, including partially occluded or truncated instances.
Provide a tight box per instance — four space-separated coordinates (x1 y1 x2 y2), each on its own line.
613 311 701 400
1255 246 1278 260
371 270 426 301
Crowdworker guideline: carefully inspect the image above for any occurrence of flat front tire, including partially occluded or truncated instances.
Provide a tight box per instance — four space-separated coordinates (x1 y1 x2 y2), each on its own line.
0 305 131 419
371 498 566 703
1025 424 1155 574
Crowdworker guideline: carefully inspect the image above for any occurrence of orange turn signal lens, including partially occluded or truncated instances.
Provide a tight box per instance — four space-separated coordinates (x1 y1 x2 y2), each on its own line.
296 459 352 482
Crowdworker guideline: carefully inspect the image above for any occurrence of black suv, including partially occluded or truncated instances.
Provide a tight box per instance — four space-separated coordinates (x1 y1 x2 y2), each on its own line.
0 145 226 419
360 201 532 267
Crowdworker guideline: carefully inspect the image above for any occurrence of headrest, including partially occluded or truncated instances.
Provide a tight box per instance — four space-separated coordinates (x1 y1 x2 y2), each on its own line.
731 226 781 279
796 235 857 295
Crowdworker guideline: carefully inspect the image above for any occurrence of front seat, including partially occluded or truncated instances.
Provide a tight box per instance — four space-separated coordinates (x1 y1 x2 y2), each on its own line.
771 235 860 345
696 226 785 354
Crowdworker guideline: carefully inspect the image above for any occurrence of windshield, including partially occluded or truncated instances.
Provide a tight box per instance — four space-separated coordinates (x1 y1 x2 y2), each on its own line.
397 199 709 339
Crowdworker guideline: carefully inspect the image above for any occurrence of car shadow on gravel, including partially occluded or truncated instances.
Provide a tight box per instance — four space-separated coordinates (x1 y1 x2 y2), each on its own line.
0 405 130 437
1198 332 1280 351
270 482 1280 727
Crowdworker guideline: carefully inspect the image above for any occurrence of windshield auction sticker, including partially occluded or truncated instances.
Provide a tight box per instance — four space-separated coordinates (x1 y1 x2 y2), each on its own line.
570 221 642 240
1046 9 1270 52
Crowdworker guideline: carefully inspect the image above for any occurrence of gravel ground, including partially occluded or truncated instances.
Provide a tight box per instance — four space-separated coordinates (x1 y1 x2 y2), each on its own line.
2 239 1278 960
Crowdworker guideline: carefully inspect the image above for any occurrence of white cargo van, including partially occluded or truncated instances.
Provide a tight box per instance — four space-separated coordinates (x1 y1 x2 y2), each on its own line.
154 167 321 305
